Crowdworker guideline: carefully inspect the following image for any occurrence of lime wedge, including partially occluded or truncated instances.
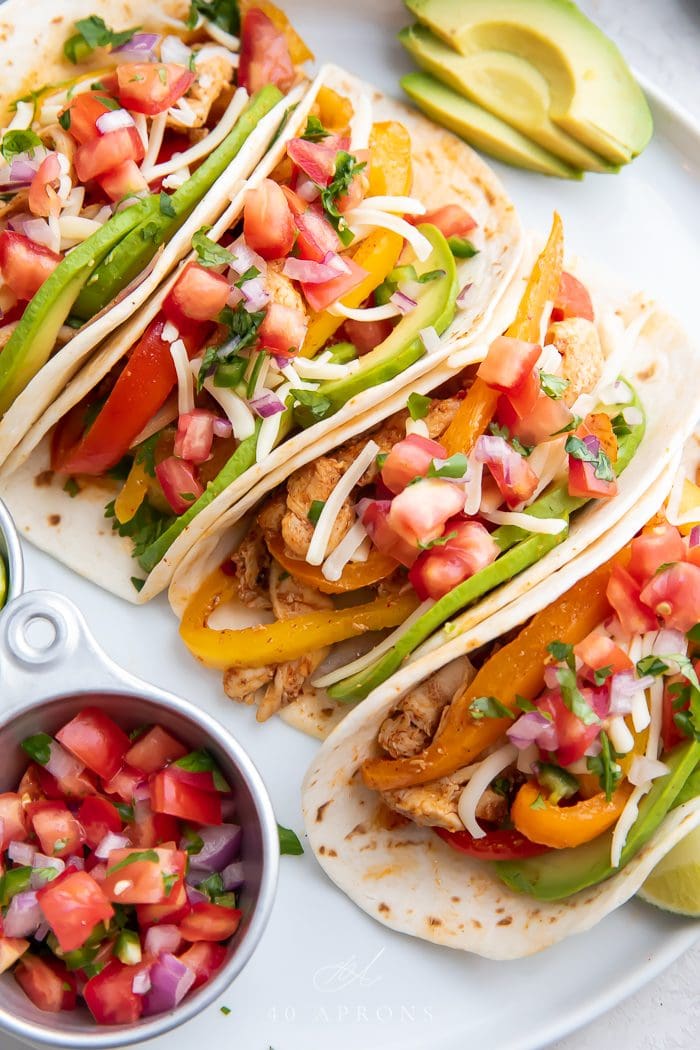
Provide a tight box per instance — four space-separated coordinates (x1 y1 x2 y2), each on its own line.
638 826 700 917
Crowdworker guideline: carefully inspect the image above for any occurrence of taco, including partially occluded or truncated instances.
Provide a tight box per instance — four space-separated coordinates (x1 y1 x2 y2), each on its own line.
0 0 314 460
301 472 700 958
166 218 699 733
0 62 523 600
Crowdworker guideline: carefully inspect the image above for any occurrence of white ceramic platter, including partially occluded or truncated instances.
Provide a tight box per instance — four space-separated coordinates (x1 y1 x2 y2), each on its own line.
8 2 700 1048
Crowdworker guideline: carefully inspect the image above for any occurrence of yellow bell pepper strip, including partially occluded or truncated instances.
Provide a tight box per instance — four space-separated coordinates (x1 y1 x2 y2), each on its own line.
264 531 398 594
511 780 633 849
113 459 150 525
300 121 413 358
441 211 564 458
361 556 614 793
316 87 354 134
180 567 420 670
240 1 314 64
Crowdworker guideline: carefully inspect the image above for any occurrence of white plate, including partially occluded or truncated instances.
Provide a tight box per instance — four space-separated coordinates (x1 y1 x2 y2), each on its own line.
8 2 700 1048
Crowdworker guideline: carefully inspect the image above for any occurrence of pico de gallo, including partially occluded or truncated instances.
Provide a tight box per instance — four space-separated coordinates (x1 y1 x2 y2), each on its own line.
0 709 246 1023
359 517 700 900
176 214 646 721
46 59 482 591
0 2 312 415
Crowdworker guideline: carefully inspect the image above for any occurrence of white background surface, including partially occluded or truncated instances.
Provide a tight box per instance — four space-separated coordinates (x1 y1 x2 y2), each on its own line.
4 1 700 1048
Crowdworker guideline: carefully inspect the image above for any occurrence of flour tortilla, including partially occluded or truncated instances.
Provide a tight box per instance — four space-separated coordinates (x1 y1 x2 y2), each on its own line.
0 64 524 601
0 0 307 470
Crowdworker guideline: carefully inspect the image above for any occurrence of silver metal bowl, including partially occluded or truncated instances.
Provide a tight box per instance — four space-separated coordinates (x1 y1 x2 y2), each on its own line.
0 590 279 1048
0 496 23 607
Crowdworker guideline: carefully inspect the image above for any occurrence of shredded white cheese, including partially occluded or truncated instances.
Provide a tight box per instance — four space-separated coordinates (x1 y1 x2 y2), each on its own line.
202 18 240 50
481 510 568 535
141 112 168 174
144 89 248 182
346 207 433 261
463 456 484 516
349 90 372 152
405 417 429 438
328 301 401 321
607 715 635 755
58 215 101 248
202 379 255 440
170 339 195 416
133 113 149 151
360 195 426 216
255 383 290 463
293 357 359 380
167 98 198 128
457 744 518 838
3 100 33 136
322 521 369 582
307 441 379 566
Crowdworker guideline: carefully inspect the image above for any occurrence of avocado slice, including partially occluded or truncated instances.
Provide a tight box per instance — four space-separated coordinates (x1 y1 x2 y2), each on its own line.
294 223 458 428
400 24 615 173
493 739 700 900
405 0 653 165
402 72 581 179
72 85 284 321
328 396 645 701
0 196 155 416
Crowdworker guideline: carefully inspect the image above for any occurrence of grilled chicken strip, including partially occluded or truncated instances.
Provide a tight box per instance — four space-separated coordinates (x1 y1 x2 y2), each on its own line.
547 317 604 406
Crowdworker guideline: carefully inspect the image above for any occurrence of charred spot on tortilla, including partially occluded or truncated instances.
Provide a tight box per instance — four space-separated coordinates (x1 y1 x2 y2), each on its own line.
316 800 331 823
48 514 60 526
427 916 442 927
497 917 513 926
378 902 390 914
451 896 461 904
345 823 367 840
34 470 54 487
636 363 656 381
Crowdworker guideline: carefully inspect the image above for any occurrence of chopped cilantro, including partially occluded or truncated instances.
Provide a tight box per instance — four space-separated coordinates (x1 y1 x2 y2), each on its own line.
307 500 325 526
64 16 140 64
198 304 265 391
131 577 146 593
407 392 431 421
375 452 388 470
593 664 614 686
162 872 178 895
174 749 230 791
180 826 204 856
539 372 569 400
106 850 159 876
319 150 366 246
220 1005 231 1016
105 499 175 561
140 220 161 243
21 732 52 766
468 696 515 721
63 478 80 498
547 640 575 668
159 191 176 218
278 824 303 856
418 530 458 551
134 433 160 478
301 115 329 142
417 268 446 284
516 694 537 713
556 664 599 726
565 434 615 482
115 802 134 822
193 226 235 268
58 109 72 131
187 0 241 35
1 129 42 163
610 412 632 438
586 731 622 801
292 388 332 427
552 414 582 436
636 655 670 678
427 453 469 480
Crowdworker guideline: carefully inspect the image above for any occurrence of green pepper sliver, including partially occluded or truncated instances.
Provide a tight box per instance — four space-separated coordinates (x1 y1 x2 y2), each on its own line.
114 928 142 965
0 865 32 906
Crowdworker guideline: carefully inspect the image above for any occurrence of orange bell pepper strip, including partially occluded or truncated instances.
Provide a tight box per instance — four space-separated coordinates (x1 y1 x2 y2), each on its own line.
114 459 150 525
180 567 420 671
264 531 397 594
511 780 633 849
315 86 354 134
361 556 614 793
240 0 314 64
441 211 564 457
300 121 412 358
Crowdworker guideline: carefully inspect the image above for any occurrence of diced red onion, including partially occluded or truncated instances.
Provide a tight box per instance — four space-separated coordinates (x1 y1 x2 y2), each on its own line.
581 434 601 456
229 237 267 277
221 860 244 890
160 35 192 66
419 325 440 354
220 798 237 822
584 739 602 758
543 665 559 690
23 217 55 249
250 390 285 418
8 212 32 232
4 891 41 937
507 711 558 752
90 862 107 882
34 921 50 942
212 417 233 438
226 284 244 308
32 853 64 873
516 743 539 775
10 156 41 182
609 671 655 716
180 823 241 872
8 841 37 866
628 755 669 787
456 282 473 307
66 854 85 871
133 781 151 802
296 176 320 202
185 884 209 905
142 953 196 1016
651 629 686 657
132 970 152 996
283 256 344 283
95 831 131 859
323 250 351 275
96 109 135 135
144 924 181 957
690 526 700 548
474 434 511 465
113 33 161 61
390 289 417 315
240 276 269 312
45 739 84 782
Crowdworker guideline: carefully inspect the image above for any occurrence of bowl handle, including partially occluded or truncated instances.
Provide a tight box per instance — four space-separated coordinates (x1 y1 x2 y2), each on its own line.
0 591 139 711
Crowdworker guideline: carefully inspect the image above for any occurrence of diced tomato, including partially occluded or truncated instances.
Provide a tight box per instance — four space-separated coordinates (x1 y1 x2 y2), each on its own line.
29 801 85 858
574 632 633 679
568 455 618 500
287 134 349 187
126 726 188 775
179 941 227 989
177 902 242 942
136 876 190 928
417 204 476 238
83 959 144 1024
301 257 368 312
551 271 594 323
127 805 180 850
28 153 61 218
628 524 686 586
435 825 550 860
287 197 341 261
504 367 541 419
98 158 148 201
0 230 61 301
0 936 29 975
381 434 446 494
155 457 204 515
151 768 222 825
238 8 295 94
258 301 308 357
388 477 466 548
170 262 230 322
38 763 97 801
14 953 72 1013
74 126 145 182
117 63 195 116
56 708 131 782
102 764 145 803
537 687 606 766
0 792 28 848
639 562 700 634
37 870 113 953
606 562 658 635
360 499 420 569
341 315 394 354
488 453 539 509
243 178 296 260
498 393 573 446
408 517 499 600
17 764 46 803
477 336 541 394
63 93 117 145
101 846 186 905
77 796 123 851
